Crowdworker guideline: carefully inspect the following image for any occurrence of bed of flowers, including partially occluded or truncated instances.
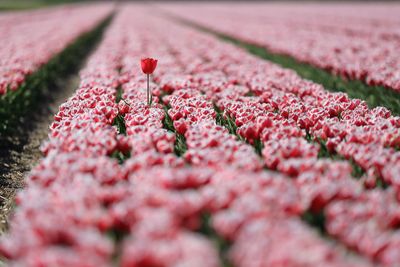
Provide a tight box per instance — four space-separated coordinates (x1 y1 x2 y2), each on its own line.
1 4 400 267
160 3 400 93
151 15 400 266
0 4 114 135
0 4 114 95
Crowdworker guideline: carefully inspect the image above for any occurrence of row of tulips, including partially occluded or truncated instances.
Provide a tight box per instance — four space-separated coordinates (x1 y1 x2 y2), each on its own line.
158 10 400 190
0 8 125 266
135 11 400 265
159 3 400 92
0 4 114 95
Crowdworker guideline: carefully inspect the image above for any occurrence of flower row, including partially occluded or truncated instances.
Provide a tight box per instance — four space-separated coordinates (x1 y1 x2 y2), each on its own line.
152 13 400 190
0 4 114 95
140 14 400 265
160 3 400 92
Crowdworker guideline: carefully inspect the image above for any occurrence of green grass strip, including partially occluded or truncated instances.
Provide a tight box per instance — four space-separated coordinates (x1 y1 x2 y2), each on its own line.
0 0 82 11
214 104 264 155
176 18 400 116
113 87 127 135
301 210 326 235
162 106 188 156
199 213 233 267
0 0 49 11
111 86 131 164
214 105 239 137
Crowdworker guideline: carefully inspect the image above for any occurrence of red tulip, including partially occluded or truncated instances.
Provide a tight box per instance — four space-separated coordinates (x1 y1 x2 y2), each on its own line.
140 58 158 106
141 58 158 74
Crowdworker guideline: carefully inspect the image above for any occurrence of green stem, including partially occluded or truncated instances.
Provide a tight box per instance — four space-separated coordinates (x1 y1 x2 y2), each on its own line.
147 74 151 106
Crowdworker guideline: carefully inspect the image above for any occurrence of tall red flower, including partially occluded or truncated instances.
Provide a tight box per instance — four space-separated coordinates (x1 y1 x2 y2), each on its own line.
140 58 158 106
141 58 158 74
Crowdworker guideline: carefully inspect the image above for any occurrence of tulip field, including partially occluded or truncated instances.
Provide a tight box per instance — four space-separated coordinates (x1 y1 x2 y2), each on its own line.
0 2 400 267
163 3 400 92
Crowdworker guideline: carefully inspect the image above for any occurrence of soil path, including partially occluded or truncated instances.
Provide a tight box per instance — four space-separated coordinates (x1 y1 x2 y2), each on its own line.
0 75 80 234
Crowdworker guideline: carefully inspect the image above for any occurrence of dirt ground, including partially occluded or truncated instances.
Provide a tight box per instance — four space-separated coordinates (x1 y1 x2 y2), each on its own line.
0 76 80 235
